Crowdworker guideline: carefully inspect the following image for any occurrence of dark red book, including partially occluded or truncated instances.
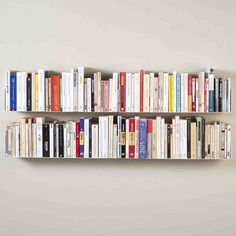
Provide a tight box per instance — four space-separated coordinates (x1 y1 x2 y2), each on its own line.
129 118 135 158
140 69 144 112
120 72 126 112
76 121 80 158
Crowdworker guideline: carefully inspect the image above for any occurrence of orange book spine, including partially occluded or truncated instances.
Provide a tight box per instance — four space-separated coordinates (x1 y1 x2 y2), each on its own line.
51 75 60 112
188 75 192 112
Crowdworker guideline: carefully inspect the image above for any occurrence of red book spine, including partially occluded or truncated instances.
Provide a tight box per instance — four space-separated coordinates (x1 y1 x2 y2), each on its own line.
204 79 207 112
51 75 60 111
120 72 126 111
76 121 80 158
129 118 135 158
188 75 192 112
140 69 144 112
192 77 196 112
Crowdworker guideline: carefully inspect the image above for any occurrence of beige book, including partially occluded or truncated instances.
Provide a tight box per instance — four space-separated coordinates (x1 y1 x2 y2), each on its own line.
180 73 184 112
109 78 113 112
154 76 158 112
152 119 157 159
143 74 150 112
221 123 225 159
113 124 117 158
191 122 196 159
20 118 26 157
31 72 35 111
164 123 167 159
134 116 139 159
48 77 51 111
210 125 214 159
158 72 163 112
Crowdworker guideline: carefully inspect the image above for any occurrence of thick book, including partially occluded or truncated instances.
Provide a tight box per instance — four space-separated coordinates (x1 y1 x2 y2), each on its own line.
76 122 80 158
79 118 84 158
43 124 50 157
120 72 126 112
10 72 17 111
139 118 147 159
129 118 135 158
51 75 60 111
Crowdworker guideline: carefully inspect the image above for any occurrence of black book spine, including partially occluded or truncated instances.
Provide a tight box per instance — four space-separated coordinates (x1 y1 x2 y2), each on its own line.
89 119 92 157
53 124 57 157
121 118 126 158
26 73 32 111
219 78 223 112
91 78 95 112
202 118 205 159
58 124 64 157
167 124 171 159
187 117 191 158
43 124 50 157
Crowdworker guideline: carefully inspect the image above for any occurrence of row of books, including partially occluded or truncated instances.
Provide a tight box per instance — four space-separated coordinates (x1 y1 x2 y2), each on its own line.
5 68 231 113
5 116 231 159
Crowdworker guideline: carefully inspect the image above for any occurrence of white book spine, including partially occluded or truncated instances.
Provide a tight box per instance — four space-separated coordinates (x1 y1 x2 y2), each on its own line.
67 72 73 111
78 66 84 111
156 117 160 159
206 78 209 112
97 72 102 112
163 73 169 112
25 123 29 157
108 116 113 158
117 116 121 158
161 118 165 158
103 117 109 158
175 116 180 159
184 73 188 112
134 73 140 112
72 68 78 111
126 118 129 158
179 120 183 158
32 123 37 157
16 72 22 111
195 78 199 112
15 123 20 158
62 72 67 111
5 70 10 111
112 73 118 112
21 72 27 111
49 124 54 158
92 124 98 158
36 122 42 157
86 78 92 112
38 69 45 111
126 73 132 112
99 117 102 158
228 78 231 112
84 119 89 158
149 73 154 112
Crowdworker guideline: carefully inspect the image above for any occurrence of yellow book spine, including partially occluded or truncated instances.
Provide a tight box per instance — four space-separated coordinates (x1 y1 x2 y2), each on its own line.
171 75 174 112
143 74 150 112
168 75 172 112
35 73 38 111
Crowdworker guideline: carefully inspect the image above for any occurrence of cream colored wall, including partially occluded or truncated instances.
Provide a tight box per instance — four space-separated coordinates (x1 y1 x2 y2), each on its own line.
0 0 236 235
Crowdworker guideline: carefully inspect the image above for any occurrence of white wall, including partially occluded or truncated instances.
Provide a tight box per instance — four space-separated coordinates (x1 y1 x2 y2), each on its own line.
0 0 236 235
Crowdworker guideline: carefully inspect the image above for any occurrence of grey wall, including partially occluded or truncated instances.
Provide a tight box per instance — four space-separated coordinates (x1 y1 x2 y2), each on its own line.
0 0 236 235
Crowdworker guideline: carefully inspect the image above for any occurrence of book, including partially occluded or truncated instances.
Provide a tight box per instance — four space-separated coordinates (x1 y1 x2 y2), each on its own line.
51 75 60 111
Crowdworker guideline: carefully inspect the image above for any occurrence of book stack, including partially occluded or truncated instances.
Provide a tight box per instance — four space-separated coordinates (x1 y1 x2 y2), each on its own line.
5 68 231 113
5 116 231 159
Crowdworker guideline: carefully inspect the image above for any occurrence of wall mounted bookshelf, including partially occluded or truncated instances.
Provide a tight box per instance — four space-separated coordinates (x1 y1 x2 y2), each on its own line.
4 68 232 160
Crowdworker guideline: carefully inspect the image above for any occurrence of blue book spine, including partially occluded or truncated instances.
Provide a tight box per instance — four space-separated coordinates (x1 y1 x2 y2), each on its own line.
176 73 181 112
139 119 147 159
10 73 17 111
80 117 84 158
